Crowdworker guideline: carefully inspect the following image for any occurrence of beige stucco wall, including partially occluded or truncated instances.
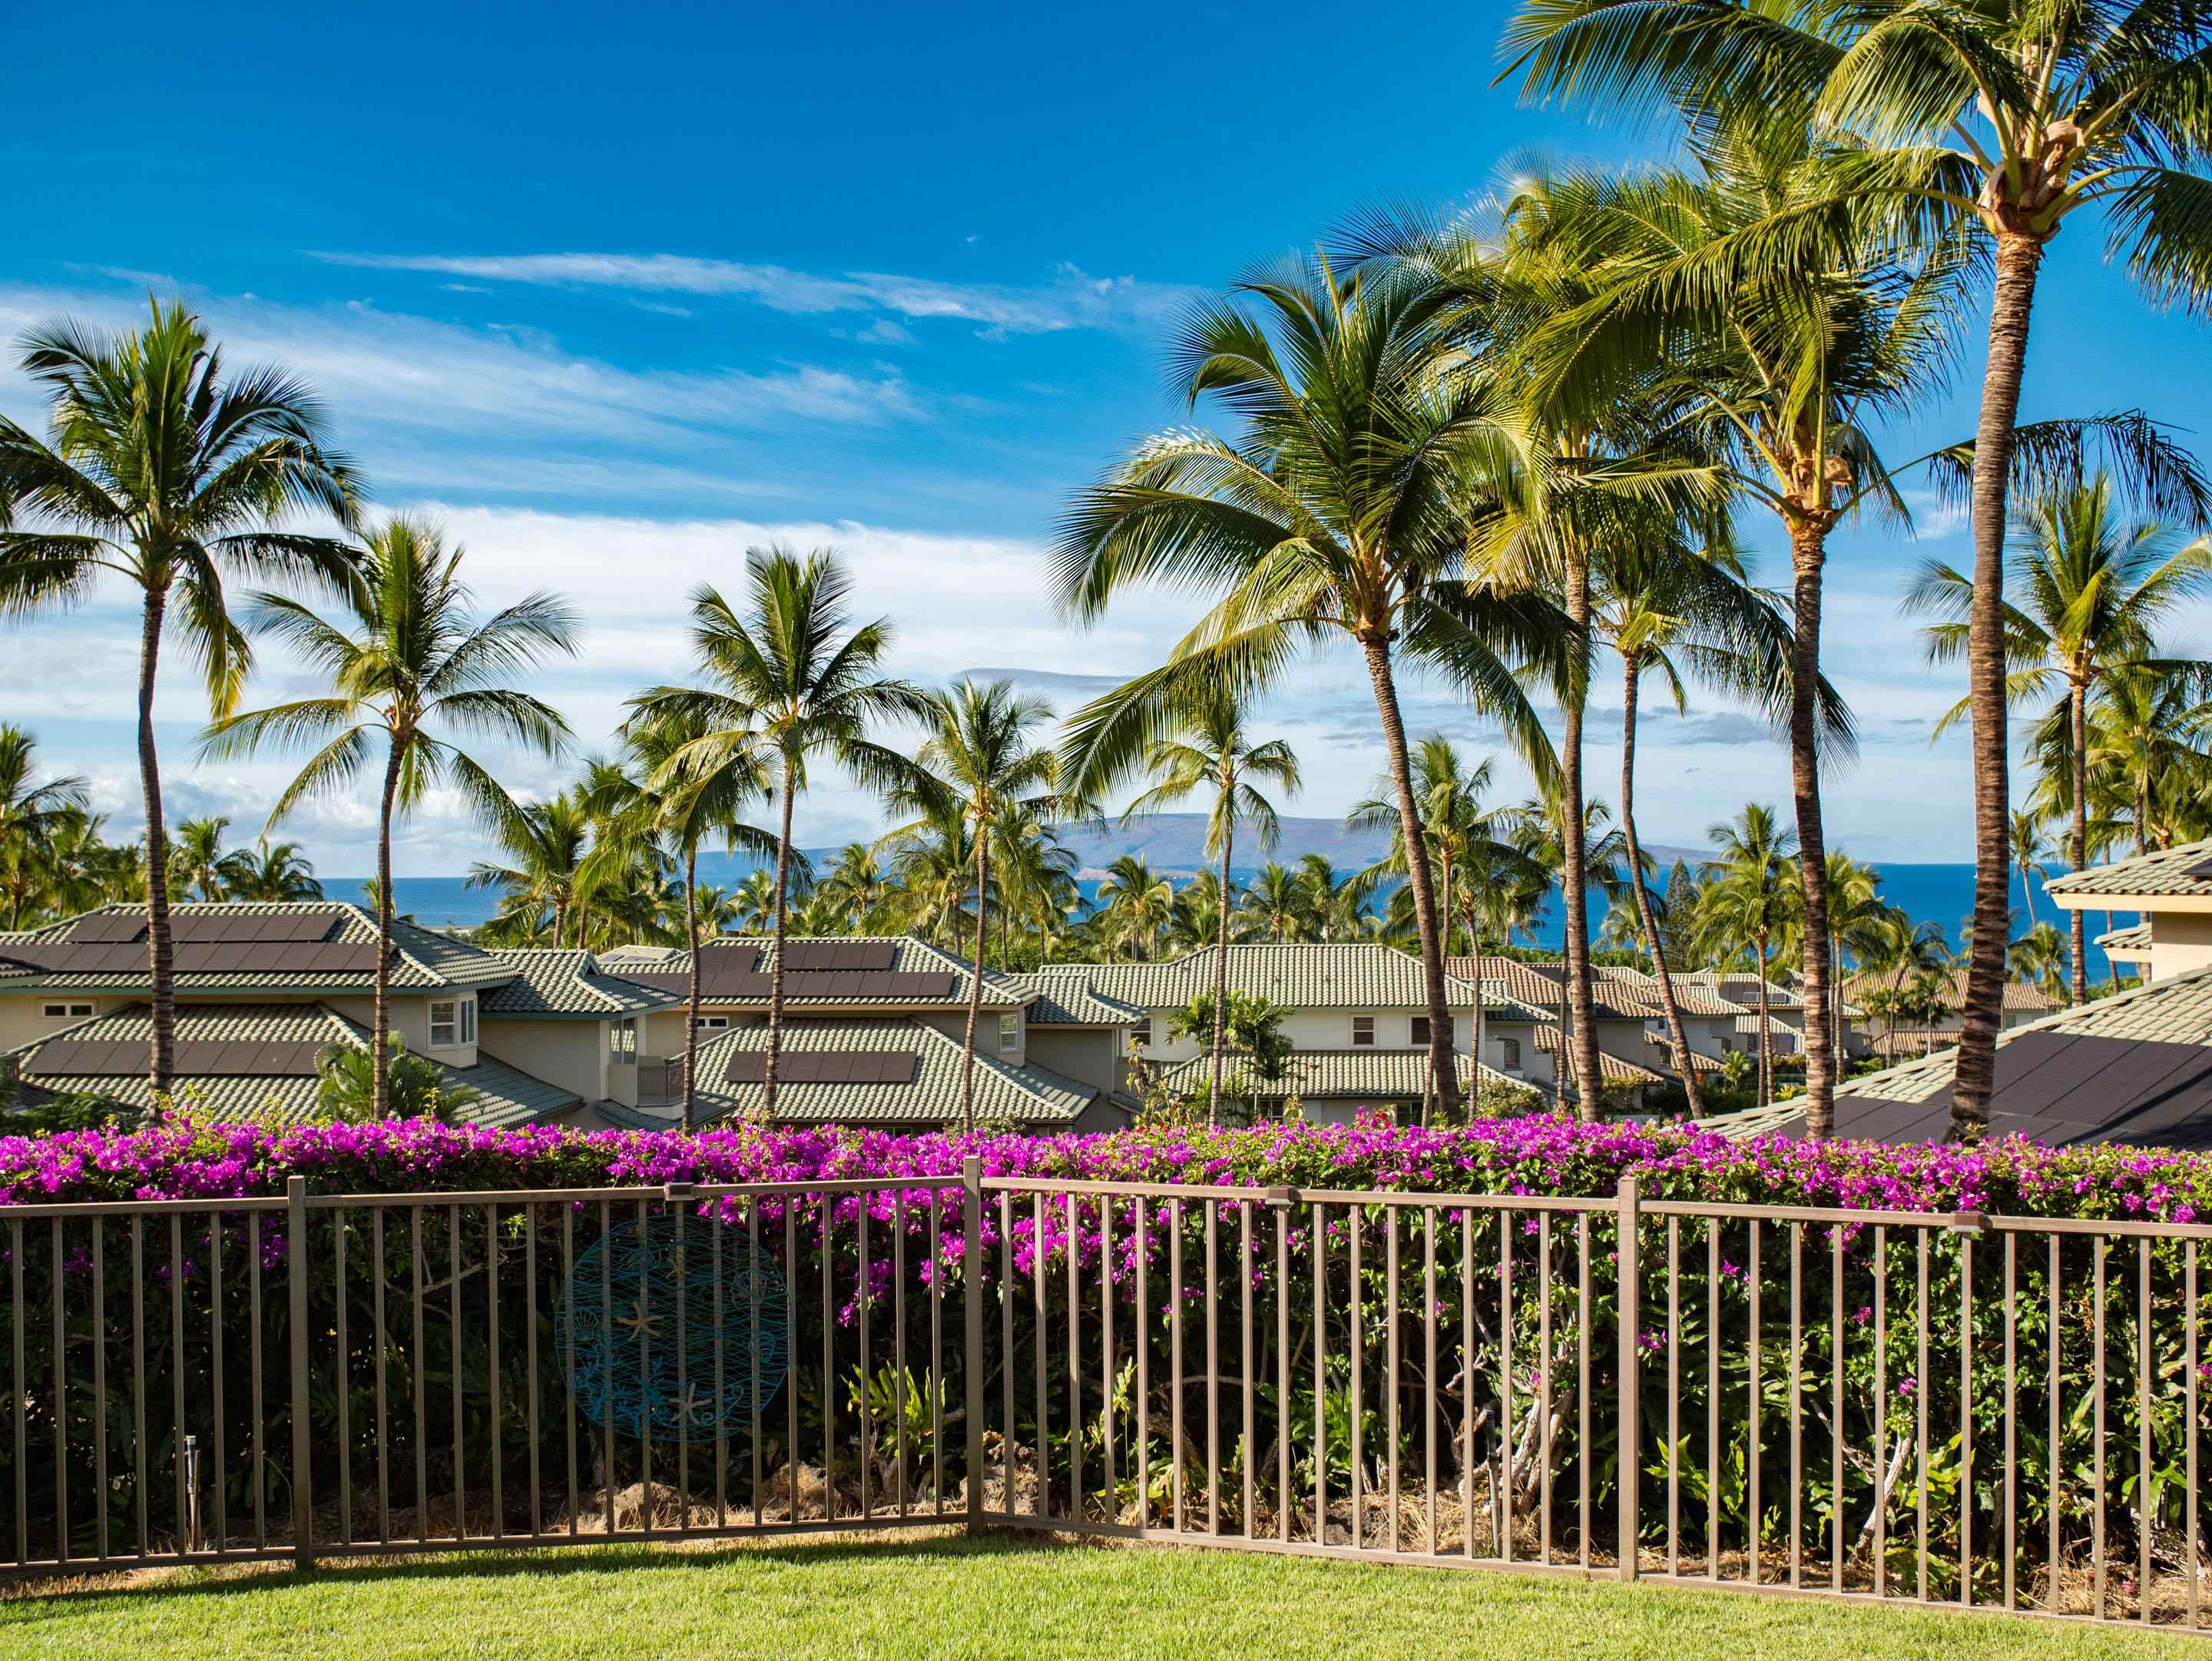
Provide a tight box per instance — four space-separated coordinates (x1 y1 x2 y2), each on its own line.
1139 1006 1474 1066
0 994 111 1056
2148 910 2212 982
1023 1027 1123 1098
325 992 481 1068
480 1017 607 1106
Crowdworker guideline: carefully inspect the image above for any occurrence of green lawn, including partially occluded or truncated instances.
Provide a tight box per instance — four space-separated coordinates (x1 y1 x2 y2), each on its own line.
1 1530 2200 1661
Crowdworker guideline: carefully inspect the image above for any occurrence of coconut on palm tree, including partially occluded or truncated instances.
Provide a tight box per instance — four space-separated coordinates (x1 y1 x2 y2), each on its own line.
1054 252 1568 1118
632 549 924 1119
199 515 578 1118
1086 688 1300 1124
1910 473 2212 1003
1503 0 2212 1136
882 679 1060 1129
0 298 362 1089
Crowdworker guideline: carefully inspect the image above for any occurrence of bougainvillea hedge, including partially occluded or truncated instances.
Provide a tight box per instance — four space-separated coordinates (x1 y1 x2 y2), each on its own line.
3 1108 2207 1223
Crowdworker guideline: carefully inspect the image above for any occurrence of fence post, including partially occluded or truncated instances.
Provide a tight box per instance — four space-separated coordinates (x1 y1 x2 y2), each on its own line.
287 1175 314 1572
1615 1173 1641 1582
962 1155 985 1534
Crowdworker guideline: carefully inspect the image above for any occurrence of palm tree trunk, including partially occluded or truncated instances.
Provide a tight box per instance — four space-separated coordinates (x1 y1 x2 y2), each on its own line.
1755 939 1772 1106
1559 559 1601 1122
681 843 700 1132
2069 681 2089 1005
1954 231 2045 1143
1210 799 1233 1128
1621 659 1704 1119
1359 635 1459 1122
137 585 175 1095
1468 908 1486 1111
371 734 402 1121
1787 522 1836 1138
763 772 795 1119
959 824 988 1131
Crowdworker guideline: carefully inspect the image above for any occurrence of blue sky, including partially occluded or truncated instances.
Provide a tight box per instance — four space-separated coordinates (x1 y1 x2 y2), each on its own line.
4 0 2210 875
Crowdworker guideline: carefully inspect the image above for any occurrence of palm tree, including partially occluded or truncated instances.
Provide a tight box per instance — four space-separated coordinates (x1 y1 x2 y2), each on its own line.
1503 0 2212 1139
199 515 578 1118
1096 854 1177 962
1695 804 1799 1106
226 837 323 902
0 726 88 929
2008 920 2071 1006
1234 862 1310 946
1053 251 1568 1119
0 297 361 1089
882 808 976 949
167 816 236 902
1910 474 2212 1003
1593 522 1807 1120
1294 854 1373 943
729 867 781 934
467 791 593 947
597 711 779 1129
1100 690 1300 1123
884 680 1060 1129
818 844 889 931
2008 811 2059 933
631 549 924 1119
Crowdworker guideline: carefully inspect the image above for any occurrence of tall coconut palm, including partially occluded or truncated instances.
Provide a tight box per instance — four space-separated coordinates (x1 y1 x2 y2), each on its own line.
1591 521 1810 1119
1094 690 1300 1123
882 680 1060 1129
1909 473 2212 1003
199 516 578 1118
2008 811 2059 932
818 843 890 931
1096 854 1177 962
595 711 779 1129
167 816 237 902
632 549 924 1119
1507 783 1636 1116
1504 0 2212 1137
1234 862 1310 946
1695 804 1799 1106
1053 252 1568 1117
883 807 978 950
0 297 361 1089
0 726 88 929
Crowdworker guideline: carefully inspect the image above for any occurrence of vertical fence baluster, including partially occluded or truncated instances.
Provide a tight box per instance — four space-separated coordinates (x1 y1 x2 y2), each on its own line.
450 1206 466 1542
1829 1225 1842 1595
1035 1193 1051 1523
91 1220 108 1563
1000 1192 1015 1516
857 1199 871 1522
1538 1212 1551 1566
210 1215 225 1551
2189 1239 2200 1631
1460 1209 1475 1562
634 1199 651 1539
2047 1232 2059 1609
1349 1204 1362 1552
718 1205 732 1529
50 1219 63 1567
2003 1232 2017 1612
597 1201 612 1537
525 1205 539 1540
131 1215 147 1560
1959 1230 1974 1607
1873 1226 1886 1600
486 1203 502 1542
1617 1177 1640 1584
1707 1218 1720 1581
1578 1208 1591 1571
1132 1195 1148 1531
374 1208 390 1546
249 1212 264 1552
932 1186 945 1519
1098 1192 1114 1527
1788 1220 1801 1590
1314 1202 1326 1550
2094 1235 2108 1616
1667 1216 1680 1578
561 1205 576 1540
1497 1209 1511 1566
333 1206 349 1549
1423 1206 1436 1557
1383 1203 1398 1555
894 1192 908 1520
410 1208 429 1546
785 1201 799 1526
12 1218 24 1567
1205 1199 1218 1537
1914 1227 1927 1603
1277 1202 1290 1546
1748 1218 1761 1587
1068 1193 1081 1523
1244 1201 1257 1542
2139 1238 2153 1626
167 1215 181 1559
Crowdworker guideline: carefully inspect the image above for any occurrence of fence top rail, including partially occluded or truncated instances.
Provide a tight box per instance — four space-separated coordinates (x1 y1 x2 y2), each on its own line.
982 1175 1614 1214
0 1193 291 1221
300 1174 968 1211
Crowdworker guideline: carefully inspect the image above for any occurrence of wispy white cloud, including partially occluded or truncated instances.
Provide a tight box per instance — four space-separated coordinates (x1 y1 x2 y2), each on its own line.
310 250 1194 335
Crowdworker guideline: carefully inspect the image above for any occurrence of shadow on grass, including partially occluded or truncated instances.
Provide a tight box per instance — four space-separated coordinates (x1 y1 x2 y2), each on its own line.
1 1527 1080 1617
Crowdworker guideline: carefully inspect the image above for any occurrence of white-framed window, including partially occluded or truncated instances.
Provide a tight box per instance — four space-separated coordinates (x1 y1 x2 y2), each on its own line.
41 1002 94 1020
997 1011 1022 1053
429 999 464 1048
692 1014 730 1031
610 1016 637 1065
462 998 477 1045
1498 1036 1522 1069
1351 1016 1376 1047
1411 1014 1454 1046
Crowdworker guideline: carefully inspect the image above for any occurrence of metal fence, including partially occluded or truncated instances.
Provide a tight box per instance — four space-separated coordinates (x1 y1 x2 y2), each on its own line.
1 1166 2204 1635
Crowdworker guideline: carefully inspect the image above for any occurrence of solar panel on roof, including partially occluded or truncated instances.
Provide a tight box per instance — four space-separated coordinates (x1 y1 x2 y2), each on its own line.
67 913 146 944
724 1051 918 1085
780 940 896 972
2181 857 2212 882
170 911 335 943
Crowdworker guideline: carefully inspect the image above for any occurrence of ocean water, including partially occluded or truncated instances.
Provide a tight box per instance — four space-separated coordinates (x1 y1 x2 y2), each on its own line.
340 860 2116 975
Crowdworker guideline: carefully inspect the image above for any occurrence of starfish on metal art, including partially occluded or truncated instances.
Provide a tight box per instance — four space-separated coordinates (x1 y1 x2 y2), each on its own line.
614 1295 663 1342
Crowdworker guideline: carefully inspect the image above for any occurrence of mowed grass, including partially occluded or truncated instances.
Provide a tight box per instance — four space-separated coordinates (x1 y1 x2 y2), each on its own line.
1 1530 2201 1661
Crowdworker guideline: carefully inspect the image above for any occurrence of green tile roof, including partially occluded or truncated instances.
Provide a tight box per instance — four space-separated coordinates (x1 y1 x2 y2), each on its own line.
1005 970 1149 1026
677 1015 1098 1125
1533 1026 1663 1085
604 936 1031 1010
1154 1046 1532 1101
1449 956 1651 1023
1836 966 2212 1106
2096 922 2154 953
0 903 518 994
2 1001 579 1127
2044 839 2212 900
479 950 680 1016
1066 943 1484 1011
